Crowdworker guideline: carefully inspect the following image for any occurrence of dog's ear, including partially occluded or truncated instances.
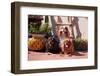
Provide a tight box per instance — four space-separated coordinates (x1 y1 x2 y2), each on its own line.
63 40 66 45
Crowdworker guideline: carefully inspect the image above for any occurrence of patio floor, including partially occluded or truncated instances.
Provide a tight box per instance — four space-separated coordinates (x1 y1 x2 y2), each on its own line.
28 51 88 61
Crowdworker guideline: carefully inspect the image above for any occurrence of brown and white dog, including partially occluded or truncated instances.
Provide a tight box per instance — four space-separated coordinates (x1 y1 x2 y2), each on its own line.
57 26 74 56
62 39 74 56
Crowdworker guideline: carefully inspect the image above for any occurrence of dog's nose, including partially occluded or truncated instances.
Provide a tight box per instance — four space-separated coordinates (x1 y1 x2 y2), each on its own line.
60 31 63 33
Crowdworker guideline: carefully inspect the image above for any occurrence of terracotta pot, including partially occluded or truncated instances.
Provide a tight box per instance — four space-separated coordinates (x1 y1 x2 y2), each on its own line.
28 34 46 51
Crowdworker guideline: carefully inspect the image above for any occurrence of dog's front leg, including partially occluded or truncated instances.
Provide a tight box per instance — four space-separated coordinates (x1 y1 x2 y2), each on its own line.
60 43 65 56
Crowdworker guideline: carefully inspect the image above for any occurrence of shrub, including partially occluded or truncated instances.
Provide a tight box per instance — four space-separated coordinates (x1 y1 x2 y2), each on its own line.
39 23 49 32
28 22 40 33
73 38 88 51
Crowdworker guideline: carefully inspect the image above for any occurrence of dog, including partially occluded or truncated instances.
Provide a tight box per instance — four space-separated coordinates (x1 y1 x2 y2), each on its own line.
57 26 74 56
61 39 74 56
46 36 60 54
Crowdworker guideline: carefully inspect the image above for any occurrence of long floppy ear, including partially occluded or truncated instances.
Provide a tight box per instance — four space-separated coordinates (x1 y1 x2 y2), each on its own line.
58 31 60 37
58 31 63 37
63 40 66 45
